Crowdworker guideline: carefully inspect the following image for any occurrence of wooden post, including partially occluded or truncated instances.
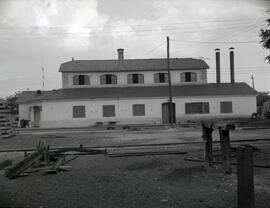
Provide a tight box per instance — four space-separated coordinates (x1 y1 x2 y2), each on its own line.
167 36 174 127
237 146 255 208
202 121 214 167
219 127 232 174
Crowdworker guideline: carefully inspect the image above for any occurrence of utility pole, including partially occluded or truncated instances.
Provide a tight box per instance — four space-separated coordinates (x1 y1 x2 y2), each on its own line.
167 36 174 127
42 64 45 91
251 75 254 89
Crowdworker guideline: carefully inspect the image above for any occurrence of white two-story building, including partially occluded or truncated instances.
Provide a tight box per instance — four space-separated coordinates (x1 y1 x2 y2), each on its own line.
17 49 257 128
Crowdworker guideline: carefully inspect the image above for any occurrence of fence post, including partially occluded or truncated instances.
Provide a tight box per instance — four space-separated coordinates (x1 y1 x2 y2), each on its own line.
237 146 255 208
219 126 232 174
202 121 214 167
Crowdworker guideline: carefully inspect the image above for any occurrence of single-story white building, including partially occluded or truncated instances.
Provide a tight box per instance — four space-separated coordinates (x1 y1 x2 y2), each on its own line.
17 83 257 128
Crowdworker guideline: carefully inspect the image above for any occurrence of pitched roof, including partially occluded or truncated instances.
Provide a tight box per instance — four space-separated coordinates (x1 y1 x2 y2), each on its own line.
18 83 257 103
16 90 55 103
59 58 209 72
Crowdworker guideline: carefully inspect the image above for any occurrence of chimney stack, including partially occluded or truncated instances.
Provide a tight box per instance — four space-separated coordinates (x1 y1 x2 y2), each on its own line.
215 48 221 84
117 48 124 65
229 47 235 84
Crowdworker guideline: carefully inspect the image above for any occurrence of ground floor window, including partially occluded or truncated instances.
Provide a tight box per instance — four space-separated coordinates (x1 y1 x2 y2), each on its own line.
185 102 209 114
132 104 145 116
220 101 233 113
73 106 85 118
103 105 115 117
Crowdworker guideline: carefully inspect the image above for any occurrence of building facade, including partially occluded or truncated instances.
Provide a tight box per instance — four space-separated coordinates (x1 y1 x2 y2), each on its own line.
17 49 257 128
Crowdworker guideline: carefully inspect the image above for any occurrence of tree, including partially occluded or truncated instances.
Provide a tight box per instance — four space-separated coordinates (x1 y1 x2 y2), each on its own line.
260 18 270 63
5 92 20 115
257 91 270 106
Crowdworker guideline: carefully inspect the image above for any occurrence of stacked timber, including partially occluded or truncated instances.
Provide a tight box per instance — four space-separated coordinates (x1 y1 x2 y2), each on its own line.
0 99 13 138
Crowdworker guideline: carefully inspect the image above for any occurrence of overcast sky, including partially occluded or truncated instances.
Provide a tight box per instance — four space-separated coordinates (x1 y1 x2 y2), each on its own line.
0 0 269 98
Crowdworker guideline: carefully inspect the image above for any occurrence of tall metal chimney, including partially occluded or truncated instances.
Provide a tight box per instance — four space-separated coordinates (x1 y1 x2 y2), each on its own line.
229 47 235 84
117 48 124 64
215 48 221 84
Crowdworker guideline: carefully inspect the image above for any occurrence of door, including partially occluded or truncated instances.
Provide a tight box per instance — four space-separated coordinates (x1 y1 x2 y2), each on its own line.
33 106 40 127
162 102 176 123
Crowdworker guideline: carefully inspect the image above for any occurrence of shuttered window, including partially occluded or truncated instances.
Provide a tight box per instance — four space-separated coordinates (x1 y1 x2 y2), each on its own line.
100 74 117 84
73 76 79 85
73 106 85 118
180 72 197 82
127 74 144 84
73 75 90 85
132 104 145 116
185 102 209 114
220 101 233 113
154 73 168 83
103 105 115 117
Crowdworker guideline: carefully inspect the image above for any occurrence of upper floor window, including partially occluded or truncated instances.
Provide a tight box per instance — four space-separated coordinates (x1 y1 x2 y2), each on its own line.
154 73 168 83
73 75 90 85
127 73 144 84
180 72 197 82
100 74 117 85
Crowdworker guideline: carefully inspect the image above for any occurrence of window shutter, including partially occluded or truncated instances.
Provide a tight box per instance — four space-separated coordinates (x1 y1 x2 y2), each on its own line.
100 75 106 84
133 104 145 116
164 73 168 83
84 75 90 85
127 74 132 84
103 105 115 117
220 101 232 113
180 73 185 82
73 75 79 85
73 106 85 118
203 103 209 113
138 74 144 83
111 75 117 84
154 73 159 83
185 103 191 114
191 73 197 82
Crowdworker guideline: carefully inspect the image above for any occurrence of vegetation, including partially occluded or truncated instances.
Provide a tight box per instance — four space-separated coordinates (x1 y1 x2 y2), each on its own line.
260 18 270 63
257 91 270 106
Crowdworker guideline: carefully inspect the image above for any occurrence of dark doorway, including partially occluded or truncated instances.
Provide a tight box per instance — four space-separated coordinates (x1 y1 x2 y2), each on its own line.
162 102 176 123
33 106 41 127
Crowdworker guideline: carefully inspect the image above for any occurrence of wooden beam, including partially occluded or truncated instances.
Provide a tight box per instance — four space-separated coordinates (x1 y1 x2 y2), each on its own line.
219 128 232 174
202 121 214 167
237 146 255 208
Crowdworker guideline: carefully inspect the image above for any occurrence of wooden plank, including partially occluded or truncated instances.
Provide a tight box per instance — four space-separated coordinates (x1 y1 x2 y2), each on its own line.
0 160 12 170
5 147 46 179
184 156 270 169
107 150 187 157
45 156 65 174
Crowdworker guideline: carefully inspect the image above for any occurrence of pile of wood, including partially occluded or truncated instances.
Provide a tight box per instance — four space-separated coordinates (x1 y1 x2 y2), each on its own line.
0 99 13 139
4 143 106 179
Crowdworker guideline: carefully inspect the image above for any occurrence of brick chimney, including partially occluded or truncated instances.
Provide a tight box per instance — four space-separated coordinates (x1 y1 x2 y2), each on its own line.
117 48 124 64
215 48 221 84
229 47 235 84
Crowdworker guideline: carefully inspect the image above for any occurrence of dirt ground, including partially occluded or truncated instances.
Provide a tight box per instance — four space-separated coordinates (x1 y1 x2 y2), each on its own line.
0 126 270 208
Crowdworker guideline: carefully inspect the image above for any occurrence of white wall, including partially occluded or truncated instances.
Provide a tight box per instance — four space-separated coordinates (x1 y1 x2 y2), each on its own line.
38 95 256 128
62 69 207 88
19 104 30 120
19 103 43 127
